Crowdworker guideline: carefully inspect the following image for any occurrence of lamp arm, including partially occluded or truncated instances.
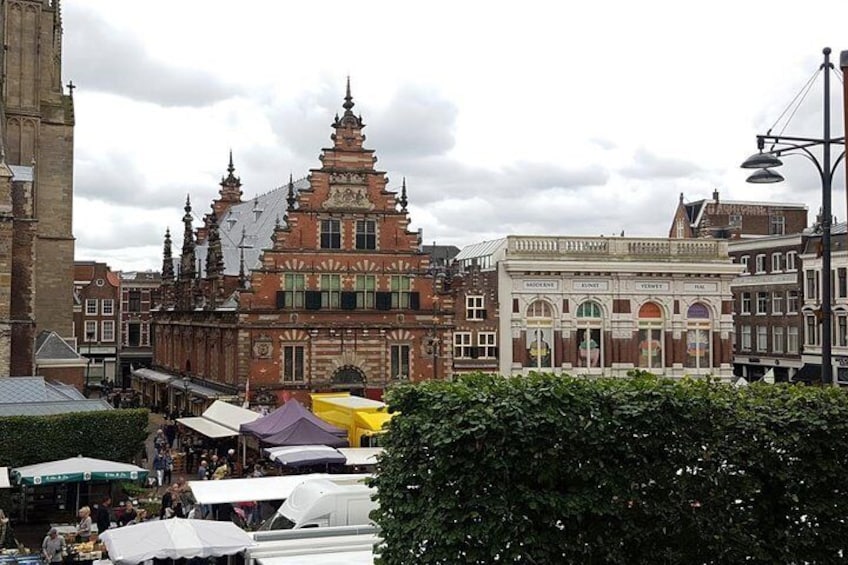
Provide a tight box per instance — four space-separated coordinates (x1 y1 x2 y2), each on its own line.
774 145 825 179
831 151 846 178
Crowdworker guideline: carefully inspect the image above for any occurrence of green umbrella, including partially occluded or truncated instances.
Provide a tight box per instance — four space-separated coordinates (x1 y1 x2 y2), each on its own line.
12 456 148 485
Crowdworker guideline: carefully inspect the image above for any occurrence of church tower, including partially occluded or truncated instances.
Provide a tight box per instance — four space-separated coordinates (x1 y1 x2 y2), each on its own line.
1 0 76 354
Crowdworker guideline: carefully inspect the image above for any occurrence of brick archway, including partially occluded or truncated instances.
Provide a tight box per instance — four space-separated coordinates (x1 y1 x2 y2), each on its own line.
330 365 366 395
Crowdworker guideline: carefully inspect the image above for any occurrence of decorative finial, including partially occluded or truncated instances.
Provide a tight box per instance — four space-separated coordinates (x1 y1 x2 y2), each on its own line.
287 173 297 211
185 194 191 213
399 177 408 212
228 149 234 175
343 76 354 112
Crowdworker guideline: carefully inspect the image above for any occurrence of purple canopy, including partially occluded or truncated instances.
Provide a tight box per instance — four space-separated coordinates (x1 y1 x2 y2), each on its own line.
262 418 349 448
240 399 347 442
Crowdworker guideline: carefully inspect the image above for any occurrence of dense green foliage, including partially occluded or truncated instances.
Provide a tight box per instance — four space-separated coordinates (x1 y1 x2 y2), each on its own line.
0 409 149 468
371 373 848 564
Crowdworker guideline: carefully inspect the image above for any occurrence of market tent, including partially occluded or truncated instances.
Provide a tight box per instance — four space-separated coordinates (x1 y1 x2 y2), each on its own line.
263 418 349 448
263 445 347 468
11 456 148 485
187 473 370 505
337 448 383 467
99 518 255 565
0 467 10 488
241 399 346 441
178 399 260 438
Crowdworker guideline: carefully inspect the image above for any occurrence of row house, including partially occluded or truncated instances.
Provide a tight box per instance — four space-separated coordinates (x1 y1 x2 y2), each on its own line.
728 234 804 381
118 271 161 385
669 189 807 239
149 84 453 411
73 262 121 389
798 223 848 383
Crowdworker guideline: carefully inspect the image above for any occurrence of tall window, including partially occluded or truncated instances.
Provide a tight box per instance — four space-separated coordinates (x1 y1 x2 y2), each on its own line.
839 314 848 347
805 270 818 301
741 292 752 315
84 321 97 342
128 291 141 312
685 303 711 370
453 332 472 359
839 268 847 299
756 292 768 315
756 326 767 352
391 276 412 309
772 292 784 314
355 275 375 308
320 219 341 249
729 214 742 228
478 332 497 358
786 251 797 272
773 327 784 353
85 299 97 316
740 326 752 351
525 300 553 370
283 274 306 308
740 256 750 274
770 215 785 235
787 290 799 314
101 320 115 342
320 274 341 308
576 301 603 369
355 220 376 250
675 219 685 238
128 323 140 347
283 345 305 382
101 299 114 316
637 302 664 370
806 315 819 346
755 254 766 274
391 344 410 380
466 296 485 320
771 253 783 272
787 327 799 354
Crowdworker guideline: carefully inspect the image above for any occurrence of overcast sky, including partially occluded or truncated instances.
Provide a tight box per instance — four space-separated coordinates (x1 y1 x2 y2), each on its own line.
65 0 848 272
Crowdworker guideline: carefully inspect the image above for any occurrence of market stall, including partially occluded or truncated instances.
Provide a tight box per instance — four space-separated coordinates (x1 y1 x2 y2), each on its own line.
263 446 346 469
0 468 10 489
98 518 255 565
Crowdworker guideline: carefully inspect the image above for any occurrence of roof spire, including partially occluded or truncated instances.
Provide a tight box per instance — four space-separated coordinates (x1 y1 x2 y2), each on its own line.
162 228 174 282
180 195 196 281
343 76 354 112
286 173 297 211
220 150 242 202
399 177 408 212
205 211 224 278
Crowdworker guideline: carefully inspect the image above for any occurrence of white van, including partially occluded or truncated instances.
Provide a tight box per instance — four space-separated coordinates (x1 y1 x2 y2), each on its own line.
258 477 377 530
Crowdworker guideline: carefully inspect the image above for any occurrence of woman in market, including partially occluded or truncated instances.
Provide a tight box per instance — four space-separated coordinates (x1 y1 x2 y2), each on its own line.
0 509 17 549
162 448 174 486
75 506 92 542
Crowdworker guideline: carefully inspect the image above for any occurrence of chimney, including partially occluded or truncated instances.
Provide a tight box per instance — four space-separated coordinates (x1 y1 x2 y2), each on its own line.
712 189 719 203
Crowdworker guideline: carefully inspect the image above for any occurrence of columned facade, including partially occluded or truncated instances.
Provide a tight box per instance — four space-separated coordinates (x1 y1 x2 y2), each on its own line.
497 236 739 380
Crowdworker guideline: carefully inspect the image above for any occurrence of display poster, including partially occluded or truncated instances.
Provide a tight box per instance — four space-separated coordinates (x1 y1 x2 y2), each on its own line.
576 328 601 368
637 328 663 368
525 327 553 369
686 329 710 368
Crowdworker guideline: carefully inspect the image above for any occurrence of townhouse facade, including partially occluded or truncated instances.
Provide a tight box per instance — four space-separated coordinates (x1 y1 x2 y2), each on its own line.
73 262 121 389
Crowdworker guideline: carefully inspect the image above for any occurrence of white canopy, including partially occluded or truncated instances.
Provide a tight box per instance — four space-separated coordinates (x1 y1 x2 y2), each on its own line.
0 467 10 488
337 448 383 467
188 474 370 505
98 518 255 565
178 400 261 438
249 530 379 565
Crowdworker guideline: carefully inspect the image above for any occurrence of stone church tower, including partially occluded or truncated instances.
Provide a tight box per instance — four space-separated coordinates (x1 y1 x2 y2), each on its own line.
0 0 75 375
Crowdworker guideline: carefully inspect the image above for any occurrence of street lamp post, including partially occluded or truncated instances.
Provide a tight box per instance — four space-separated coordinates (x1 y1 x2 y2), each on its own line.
741 47 846 386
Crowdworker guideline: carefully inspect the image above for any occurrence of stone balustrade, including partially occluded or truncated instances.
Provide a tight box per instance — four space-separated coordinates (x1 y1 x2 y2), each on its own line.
507 236 728 260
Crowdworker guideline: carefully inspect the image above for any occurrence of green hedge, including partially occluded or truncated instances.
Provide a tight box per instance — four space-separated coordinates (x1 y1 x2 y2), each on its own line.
371 373 848 564
0 409 149 468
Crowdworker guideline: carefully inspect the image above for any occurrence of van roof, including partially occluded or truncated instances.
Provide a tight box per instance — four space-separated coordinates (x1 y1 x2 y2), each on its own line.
312 395 386 410
283 479 375 522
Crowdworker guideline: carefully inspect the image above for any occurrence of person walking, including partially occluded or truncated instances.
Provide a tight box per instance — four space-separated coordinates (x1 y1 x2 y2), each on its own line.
153 449 167 491
163 449 174 486
95 497 112 534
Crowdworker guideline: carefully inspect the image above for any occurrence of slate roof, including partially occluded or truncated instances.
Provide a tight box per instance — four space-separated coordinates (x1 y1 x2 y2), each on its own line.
0 377 113 416
34 331 82 361
9 165 33 182
195 178 310 277
0 400 113 417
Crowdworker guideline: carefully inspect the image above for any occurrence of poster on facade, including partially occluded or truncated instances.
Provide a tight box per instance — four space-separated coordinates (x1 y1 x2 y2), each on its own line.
638 328 663 368
525 327 553 369
576 328 601 368
686 329 710 368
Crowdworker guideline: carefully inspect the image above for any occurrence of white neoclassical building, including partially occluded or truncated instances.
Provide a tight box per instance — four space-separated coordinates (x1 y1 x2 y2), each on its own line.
455 235 740 380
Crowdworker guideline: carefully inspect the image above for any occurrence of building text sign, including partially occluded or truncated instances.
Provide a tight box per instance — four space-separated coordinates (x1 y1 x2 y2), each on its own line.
684 282 718 292
635 281 670 292
523 280 559 291
572 281 609 291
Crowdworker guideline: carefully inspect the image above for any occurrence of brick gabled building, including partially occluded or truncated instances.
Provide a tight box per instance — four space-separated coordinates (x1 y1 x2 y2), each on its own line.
150 84 452 409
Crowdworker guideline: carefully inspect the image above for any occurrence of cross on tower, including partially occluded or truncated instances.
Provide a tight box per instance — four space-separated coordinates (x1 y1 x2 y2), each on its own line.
66 81 76 96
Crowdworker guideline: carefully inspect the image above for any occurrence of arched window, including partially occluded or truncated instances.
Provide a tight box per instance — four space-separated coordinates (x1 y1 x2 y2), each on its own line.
685 303 711 371
637 302 664 370
576 301 603 369
525 300 553 370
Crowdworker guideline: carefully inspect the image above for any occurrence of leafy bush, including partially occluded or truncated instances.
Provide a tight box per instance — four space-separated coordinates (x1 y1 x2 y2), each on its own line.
371 373 848 564
0 409 149 468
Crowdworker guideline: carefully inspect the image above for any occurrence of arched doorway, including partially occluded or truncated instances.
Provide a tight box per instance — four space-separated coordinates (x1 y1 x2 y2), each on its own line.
330 365 366 396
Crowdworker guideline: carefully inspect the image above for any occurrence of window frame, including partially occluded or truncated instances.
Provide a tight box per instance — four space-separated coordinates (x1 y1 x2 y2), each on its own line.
320 274 342 309
320 219 342 249
466 295 485 321
740 325 752 351
84 320 98 342
787 326 799 354
355 219 376 250
741 292 752 315
85 299 98 316
772 326 784 354
101 320 115 342
355 275 376 309
391 275 412 309
771 253 783 273
283 273 306 309
755 254 766 274
282 345 305 383
127 291 141 313
478 332 497 359
756 292 769 315
390 344 410 380
772 291 784 315
756 326 768 352
453 332 473 359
